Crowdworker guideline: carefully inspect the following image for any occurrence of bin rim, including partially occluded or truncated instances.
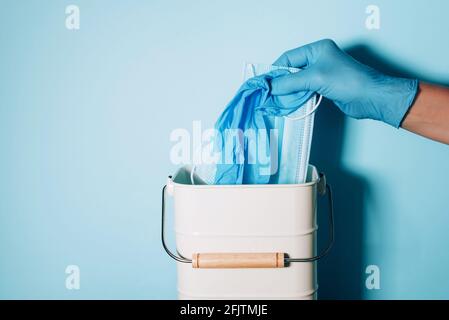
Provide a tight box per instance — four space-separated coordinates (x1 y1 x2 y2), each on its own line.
168 164 321 190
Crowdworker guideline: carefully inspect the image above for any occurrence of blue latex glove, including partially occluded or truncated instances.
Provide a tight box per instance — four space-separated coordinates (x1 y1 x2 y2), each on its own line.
270 39 419 128
213 69 314 185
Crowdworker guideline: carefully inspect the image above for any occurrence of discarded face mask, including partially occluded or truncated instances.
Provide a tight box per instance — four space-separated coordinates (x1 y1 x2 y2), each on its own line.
191 64 320 185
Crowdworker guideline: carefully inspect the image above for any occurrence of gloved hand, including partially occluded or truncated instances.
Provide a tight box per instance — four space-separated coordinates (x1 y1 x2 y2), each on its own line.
270 39 419 128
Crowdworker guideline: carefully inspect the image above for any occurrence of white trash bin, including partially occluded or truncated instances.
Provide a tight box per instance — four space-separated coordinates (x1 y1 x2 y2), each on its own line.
161 165 334 300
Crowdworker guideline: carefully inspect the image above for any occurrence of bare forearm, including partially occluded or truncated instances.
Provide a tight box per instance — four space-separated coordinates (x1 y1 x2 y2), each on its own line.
401 82 449 144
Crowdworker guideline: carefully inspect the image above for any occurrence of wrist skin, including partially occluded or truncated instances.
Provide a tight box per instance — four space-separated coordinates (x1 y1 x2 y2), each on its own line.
401 82 449 145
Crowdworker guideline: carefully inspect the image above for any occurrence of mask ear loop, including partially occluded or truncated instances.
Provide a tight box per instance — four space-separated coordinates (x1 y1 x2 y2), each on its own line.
284 94 323 121
190 165 197 185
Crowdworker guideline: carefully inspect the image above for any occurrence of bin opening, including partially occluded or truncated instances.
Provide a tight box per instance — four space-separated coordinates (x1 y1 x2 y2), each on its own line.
172 165 320 186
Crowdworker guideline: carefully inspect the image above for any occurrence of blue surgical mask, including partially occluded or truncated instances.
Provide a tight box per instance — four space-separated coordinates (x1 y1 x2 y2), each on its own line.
191 63 320 185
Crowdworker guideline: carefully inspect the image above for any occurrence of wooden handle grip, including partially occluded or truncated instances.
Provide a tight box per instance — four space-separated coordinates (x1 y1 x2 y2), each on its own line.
192 253 285 269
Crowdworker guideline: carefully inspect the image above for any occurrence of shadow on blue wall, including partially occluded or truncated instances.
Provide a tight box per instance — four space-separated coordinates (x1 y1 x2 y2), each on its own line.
313 43 449 300
347 44 449 87
312 97 368 300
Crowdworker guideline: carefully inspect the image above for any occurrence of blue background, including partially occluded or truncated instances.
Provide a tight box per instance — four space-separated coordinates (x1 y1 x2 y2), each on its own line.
1 0 448 299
